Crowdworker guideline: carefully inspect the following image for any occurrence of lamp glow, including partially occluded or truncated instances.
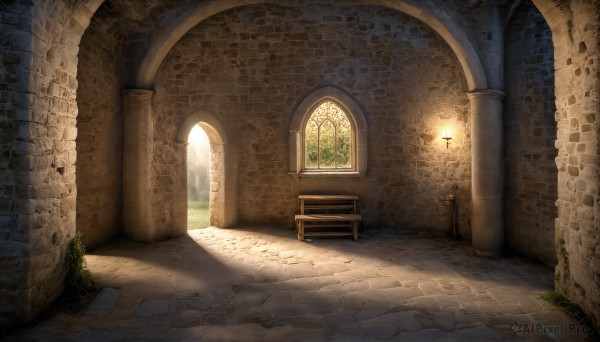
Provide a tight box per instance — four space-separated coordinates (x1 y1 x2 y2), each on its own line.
442 129 452 149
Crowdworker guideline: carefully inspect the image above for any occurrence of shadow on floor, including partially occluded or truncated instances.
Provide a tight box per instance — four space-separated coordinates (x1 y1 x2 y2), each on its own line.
5 226 591 341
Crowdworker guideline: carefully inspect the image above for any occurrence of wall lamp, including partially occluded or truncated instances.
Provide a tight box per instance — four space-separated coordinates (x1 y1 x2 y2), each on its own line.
442 129 452 149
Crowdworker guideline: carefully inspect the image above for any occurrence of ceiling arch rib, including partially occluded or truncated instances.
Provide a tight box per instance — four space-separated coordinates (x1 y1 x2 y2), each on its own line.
134 0 487 91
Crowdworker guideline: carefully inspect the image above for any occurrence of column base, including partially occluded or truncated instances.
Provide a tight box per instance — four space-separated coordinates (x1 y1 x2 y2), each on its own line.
473 248 502 258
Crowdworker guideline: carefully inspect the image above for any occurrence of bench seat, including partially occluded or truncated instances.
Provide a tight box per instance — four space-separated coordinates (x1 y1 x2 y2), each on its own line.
294 214 362 221
295 213 361 241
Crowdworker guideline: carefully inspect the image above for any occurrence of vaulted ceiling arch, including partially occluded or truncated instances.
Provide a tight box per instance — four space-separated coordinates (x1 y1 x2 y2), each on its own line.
133 0 488 91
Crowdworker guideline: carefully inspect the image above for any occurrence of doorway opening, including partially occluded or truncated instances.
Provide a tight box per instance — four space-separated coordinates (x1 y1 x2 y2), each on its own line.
187 125 211 229
179 111 235 229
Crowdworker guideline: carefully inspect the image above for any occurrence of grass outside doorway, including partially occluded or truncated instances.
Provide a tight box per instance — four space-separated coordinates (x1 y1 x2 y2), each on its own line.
188 200 210 229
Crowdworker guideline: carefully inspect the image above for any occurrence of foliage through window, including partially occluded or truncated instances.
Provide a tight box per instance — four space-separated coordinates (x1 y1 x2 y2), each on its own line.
305 101 352 169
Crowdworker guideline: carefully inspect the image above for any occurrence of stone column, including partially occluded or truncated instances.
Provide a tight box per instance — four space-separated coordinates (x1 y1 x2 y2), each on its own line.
123 89 155 241
468 90 505 255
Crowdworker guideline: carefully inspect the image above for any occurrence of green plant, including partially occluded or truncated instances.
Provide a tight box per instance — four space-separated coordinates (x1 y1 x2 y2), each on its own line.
64 232 97 310
557 236 570 279
188 200 210 229
540 291 598 337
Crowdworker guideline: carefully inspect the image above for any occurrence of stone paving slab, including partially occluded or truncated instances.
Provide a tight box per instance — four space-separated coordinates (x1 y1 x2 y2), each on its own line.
85 287 119 316
4 226 594 341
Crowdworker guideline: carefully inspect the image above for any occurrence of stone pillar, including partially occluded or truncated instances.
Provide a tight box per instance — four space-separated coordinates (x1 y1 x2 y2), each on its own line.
468 90 505 255
123 89 155 241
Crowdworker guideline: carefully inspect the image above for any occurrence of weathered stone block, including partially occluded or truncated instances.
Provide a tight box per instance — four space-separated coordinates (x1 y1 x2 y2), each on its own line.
568 166 579 176
568 132 580 142
582 194 594 207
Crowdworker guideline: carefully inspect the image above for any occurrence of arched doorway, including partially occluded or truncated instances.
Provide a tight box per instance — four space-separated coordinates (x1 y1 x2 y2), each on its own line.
178 111 237 228
187 125 211 229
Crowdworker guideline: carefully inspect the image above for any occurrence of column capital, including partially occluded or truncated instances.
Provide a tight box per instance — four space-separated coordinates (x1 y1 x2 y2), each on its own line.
467 89 505 100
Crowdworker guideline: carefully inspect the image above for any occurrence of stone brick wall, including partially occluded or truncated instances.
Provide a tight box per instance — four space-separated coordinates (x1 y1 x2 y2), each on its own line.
0 1 27 326
549 0 600 327
152 4 472 237
0 0 596 330
76 4 128 250
504 0 557 267
0 0 82 326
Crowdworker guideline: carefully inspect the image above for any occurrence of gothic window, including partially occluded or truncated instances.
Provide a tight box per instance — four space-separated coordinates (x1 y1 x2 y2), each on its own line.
289 87 367 177
304 101 352 169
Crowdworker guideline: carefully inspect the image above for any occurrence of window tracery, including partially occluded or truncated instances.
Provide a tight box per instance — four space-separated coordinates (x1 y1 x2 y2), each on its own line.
304 101 352 169
288 87 367 177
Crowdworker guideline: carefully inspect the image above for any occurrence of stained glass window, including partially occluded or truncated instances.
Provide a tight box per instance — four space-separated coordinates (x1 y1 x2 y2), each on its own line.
304 101 352 169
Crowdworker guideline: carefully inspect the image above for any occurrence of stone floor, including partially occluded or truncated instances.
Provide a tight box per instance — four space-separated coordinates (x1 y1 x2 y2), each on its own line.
6 227 594 341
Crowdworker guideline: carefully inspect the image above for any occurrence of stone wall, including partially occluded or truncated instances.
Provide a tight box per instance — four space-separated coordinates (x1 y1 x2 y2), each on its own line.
504 0 557 267
76 4 128 250
0 1 27 326
0 0 82 326
0 0 596 330
548 0 600 328
152 4 472 237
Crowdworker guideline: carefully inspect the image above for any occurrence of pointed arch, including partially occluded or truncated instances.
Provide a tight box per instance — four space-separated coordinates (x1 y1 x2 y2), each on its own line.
178 111 227 145
289 86 367 176
178 111 237 227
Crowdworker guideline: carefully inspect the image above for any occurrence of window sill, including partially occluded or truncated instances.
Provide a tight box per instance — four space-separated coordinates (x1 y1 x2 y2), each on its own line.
288 171 365 178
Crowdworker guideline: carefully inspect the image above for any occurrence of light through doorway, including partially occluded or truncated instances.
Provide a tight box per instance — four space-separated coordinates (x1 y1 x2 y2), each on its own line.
187 125 210 229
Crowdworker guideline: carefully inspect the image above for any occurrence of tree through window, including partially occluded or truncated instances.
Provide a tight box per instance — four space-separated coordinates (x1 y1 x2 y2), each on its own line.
305 101 352 169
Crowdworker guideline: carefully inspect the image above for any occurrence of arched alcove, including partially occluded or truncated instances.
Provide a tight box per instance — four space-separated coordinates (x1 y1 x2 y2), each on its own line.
146 1 475 234
504 0 557 267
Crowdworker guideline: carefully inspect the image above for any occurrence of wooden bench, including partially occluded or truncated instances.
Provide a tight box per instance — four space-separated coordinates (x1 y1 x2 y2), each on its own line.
295 195 361 241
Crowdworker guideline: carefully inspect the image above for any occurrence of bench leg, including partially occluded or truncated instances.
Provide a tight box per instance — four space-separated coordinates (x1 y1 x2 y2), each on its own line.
352 221 358 242
297 220 304 241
